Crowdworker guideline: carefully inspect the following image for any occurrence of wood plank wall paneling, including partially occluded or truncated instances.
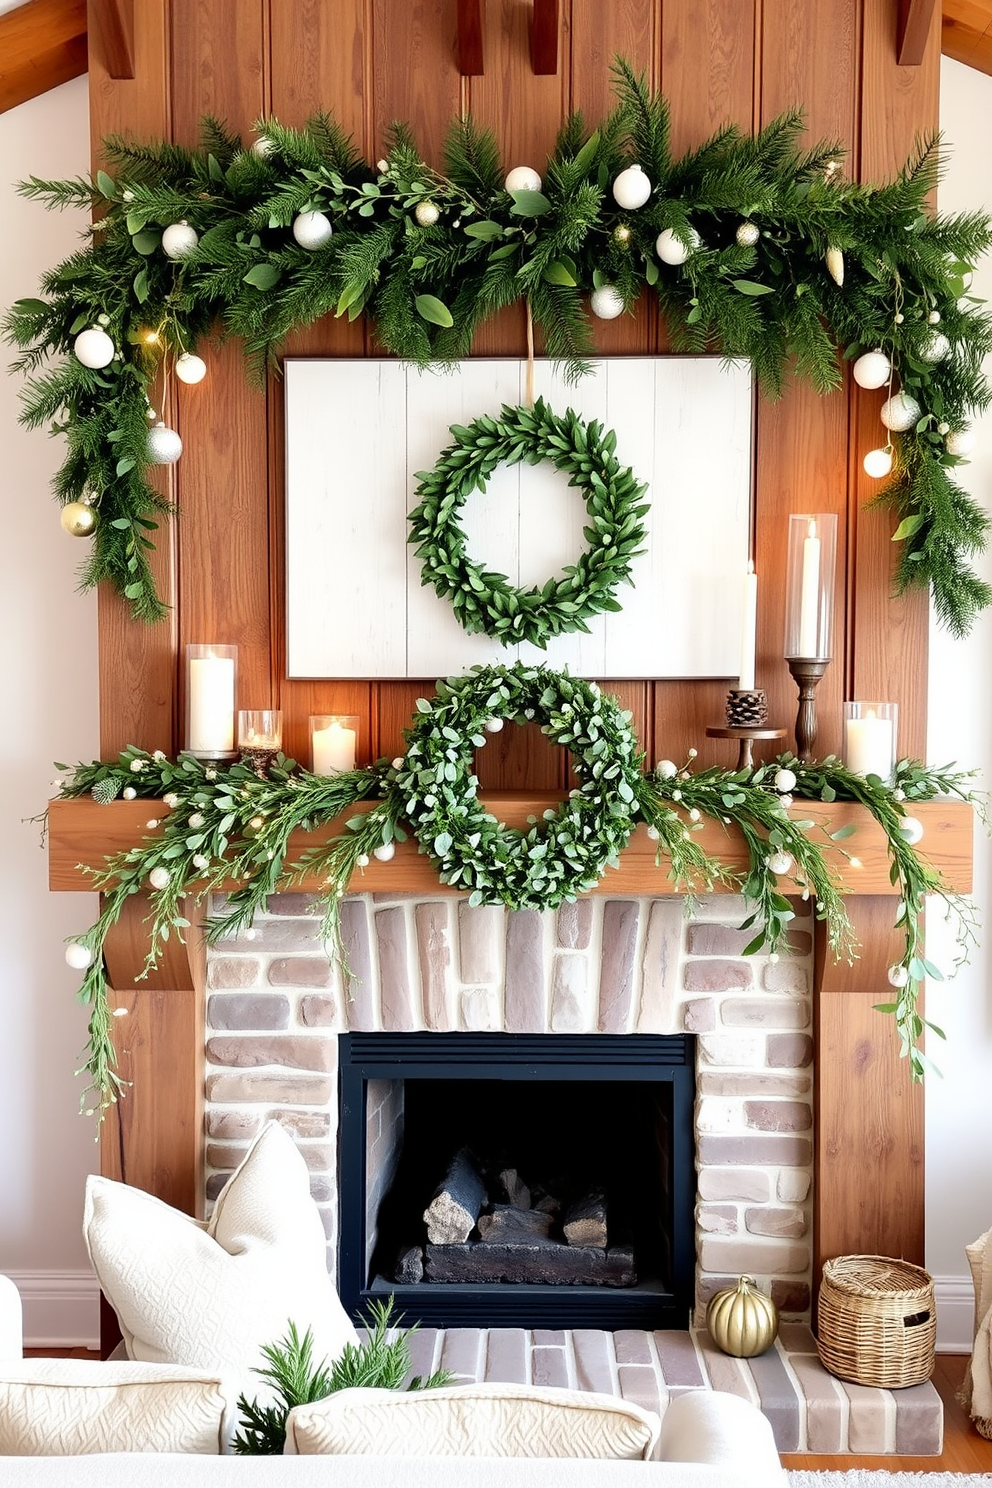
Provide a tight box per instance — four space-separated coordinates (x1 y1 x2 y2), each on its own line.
84 1 938 1269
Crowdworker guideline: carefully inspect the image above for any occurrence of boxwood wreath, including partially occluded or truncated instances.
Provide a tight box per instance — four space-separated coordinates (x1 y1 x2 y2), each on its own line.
51 662 980 1118
5 61 992 634
408 397 648 646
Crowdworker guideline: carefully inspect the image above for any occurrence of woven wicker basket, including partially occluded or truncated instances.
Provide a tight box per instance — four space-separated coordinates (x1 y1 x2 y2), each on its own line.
816 1254 936 1388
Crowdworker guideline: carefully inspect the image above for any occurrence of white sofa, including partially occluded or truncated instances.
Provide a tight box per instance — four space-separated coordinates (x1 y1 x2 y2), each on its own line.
0 1275 786 1487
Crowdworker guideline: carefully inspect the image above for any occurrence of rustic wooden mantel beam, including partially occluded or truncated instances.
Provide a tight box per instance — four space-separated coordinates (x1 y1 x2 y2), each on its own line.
897 0 939 63
0 0 87 115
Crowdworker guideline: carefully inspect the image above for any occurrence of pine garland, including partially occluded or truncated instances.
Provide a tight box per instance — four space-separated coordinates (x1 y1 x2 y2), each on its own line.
4 63 992 630
52 665 978 1115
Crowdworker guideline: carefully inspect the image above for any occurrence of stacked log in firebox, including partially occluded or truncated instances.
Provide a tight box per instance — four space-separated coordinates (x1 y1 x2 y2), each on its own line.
392 1147 636 1286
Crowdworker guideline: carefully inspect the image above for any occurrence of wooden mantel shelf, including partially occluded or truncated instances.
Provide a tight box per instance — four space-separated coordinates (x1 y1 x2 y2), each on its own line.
47 794 974 898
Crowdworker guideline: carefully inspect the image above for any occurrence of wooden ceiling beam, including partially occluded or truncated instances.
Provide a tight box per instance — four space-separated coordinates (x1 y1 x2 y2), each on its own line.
0 0 87 115
898 0 939 62
90 0 134 79
942 0 992 76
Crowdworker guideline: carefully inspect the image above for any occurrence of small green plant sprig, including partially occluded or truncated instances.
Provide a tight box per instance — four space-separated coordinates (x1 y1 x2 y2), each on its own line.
408 398 648 648
234 1299 451 1456
777 751 982 1079
6 63 992 631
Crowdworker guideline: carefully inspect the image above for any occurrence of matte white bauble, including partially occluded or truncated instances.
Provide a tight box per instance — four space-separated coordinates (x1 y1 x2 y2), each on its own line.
484 717 504 733
373 841 396 862
161 221 199 259
292 210 333 249
251 136 274 157
656 759 678 779
898 816 925 846
920 331 950 363
175 352 207 384
146 421 183 464
888 964 910 987
504 165 542 193
74 326 115 369
863 446 893 479
946 427 976 457
879 392 921 432
773 768 797 794
590 284 624 320
655 227 699 266
852 349 891 389
414 200 440 227
148 866 171 890
768 851 794 876
612 163 652 210
65 942 94 970
736 221 760 248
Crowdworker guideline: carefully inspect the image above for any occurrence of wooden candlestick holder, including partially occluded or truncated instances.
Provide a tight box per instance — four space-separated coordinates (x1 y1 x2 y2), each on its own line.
705 724 786 772
787 657 830 762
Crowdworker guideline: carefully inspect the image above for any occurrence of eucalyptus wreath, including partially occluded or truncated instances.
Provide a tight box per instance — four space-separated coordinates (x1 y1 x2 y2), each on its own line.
53 665 978 1115
408 398 648 647
5 62 992 631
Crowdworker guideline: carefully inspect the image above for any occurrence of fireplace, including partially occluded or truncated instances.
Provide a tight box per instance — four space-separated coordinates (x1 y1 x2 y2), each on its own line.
337 1032 695 1329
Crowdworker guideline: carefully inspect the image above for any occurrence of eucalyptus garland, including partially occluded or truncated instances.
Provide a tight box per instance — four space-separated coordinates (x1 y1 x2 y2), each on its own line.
53 663 977 1115
5 63 992 631
408 398 648 647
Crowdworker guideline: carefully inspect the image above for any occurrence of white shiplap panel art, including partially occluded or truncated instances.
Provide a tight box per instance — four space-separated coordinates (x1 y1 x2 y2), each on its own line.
285 358 752 679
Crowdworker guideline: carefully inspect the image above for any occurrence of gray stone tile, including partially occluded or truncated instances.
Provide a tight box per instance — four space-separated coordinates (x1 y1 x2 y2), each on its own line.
614 1330 653 1365
617 1363 663 1415
744 1345 802 1452
458 903 504 984
505 909 546 1032
637 900 684 1032
439 1329 484 1383
532 1346 569 1387
377 906 419 1030
894 1380 944 1455
416 901 453 1031
405 1327 441 1386
841 1379 891 1454
653 1331 705 1387
550 953 588 1032
207 993 290 1030
789 1354 846 1453
484 1329 529 1384
557 900 593 949
572 1329 616 1393
598 900 640 1033
341 899 376 1029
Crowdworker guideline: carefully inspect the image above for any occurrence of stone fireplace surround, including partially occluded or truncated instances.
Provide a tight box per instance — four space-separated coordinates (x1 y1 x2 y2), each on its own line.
200 889 946 1453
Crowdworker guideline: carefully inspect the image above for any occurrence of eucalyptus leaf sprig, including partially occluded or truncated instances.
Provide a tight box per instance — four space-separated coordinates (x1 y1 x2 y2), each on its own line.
779 750 982 1078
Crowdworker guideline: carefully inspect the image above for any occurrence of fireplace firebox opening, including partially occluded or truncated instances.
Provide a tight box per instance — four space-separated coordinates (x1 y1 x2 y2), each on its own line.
338 1032 695 1329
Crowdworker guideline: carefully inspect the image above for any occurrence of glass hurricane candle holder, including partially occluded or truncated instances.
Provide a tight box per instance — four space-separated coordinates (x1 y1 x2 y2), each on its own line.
844 701 898 782
185 644 237 760
310 715 358 775
238 709 282 777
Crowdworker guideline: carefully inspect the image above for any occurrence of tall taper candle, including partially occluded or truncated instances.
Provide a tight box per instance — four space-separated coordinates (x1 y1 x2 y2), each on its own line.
797 519 821 658
738 560 758 691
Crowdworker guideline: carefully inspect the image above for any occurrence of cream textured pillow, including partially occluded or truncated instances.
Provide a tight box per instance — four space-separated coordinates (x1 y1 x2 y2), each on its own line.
0 1359 234 1455
84 1121 358 1391
284 1383 661 1460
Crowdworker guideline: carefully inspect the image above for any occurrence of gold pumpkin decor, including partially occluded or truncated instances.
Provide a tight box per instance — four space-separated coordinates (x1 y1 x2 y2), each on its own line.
705 1275 779 1358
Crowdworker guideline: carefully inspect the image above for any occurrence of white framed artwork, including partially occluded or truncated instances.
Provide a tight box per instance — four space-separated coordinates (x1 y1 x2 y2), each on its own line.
285 357 753 679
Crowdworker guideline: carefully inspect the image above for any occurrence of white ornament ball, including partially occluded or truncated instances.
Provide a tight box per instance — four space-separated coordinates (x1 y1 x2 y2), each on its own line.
148 865 171 890
938 422 950 436
946 427 976 457
612 163 652 210
484 717 504 733
928 309 942 325
736 221 760 248
373 841 395 862
898 815 925 846
251 136 274 157
175 352 207 384
656 759 678 780
887 963 910 987
123 786 137 800
414 200 440 227
74 326 115 369
147 421 182 464
191 853 209 870
504 165 542 194
768 851 794 876
590 284 624 320
655 227 699 266
863 446 893 479
920 331 950 363
356 853 370 868
774 768 797 794
880 392 921 432
852 349 891 389
292 210 333 250
161 221 199 259
65 942 94 970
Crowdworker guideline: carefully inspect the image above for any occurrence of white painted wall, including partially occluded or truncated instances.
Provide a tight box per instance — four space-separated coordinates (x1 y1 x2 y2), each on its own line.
0 74 101 1343
926 55 992 1352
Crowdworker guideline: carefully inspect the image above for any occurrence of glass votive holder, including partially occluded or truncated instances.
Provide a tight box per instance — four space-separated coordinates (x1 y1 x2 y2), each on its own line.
238 709 282 777
310 715 358 775
185 643 237 759
843 701 898 781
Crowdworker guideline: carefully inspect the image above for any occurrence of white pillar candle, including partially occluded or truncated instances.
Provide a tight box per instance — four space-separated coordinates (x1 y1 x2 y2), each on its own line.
312 720 356 775
798 519 821 657
844 708 895 779
738 560 758 691
188 654 235 755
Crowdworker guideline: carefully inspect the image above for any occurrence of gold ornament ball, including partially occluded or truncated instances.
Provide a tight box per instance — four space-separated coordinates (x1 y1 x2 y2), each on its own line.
613 224 632 247
60 501 98 538
706 1275 779 1358
415 200 440 227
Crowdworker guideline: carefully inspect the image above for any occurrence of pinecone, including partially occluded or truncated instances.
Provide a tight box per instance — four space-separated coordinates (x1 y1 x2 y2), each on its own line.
726 689 768 728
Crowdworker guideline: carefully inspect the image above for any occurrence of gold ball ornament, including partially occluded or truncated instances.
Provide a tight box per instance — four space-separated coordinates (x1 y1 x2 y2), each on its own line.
706 1275 779 1358
415 200 440 227
60 500 99 538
